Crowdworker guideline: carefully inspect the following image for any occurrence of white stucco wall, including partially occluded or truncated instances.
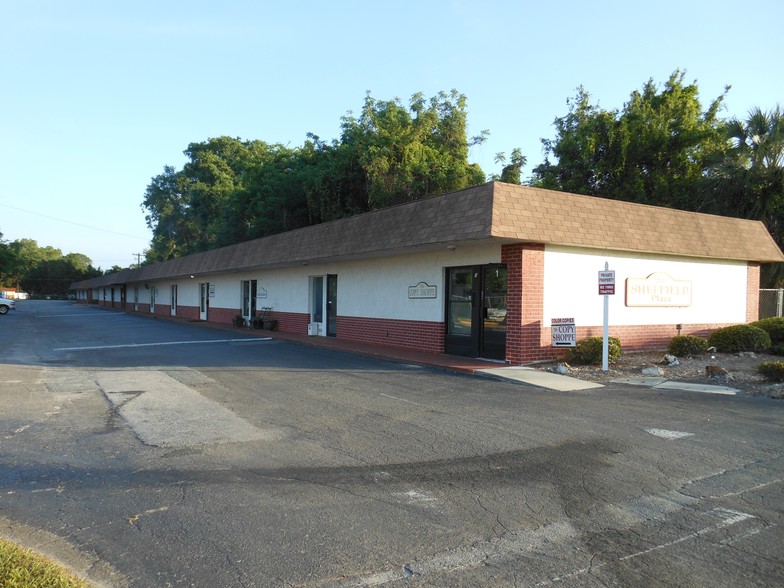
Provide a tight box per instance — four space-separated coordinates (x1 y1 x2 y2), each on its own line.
152 243 503 322
543 245 748 326
286 243 502 322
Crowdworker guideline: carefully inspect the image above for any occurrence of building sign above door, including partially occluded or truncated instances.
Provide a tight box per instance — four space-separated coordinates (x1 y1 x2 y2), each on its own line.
408 282 437 299
626 273 692 307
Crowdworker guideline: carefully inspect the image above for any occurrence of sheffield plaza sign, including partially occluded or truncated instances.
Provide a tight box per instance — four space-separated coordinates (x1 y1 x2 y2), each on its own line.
626 273 692 307
551 317 576 348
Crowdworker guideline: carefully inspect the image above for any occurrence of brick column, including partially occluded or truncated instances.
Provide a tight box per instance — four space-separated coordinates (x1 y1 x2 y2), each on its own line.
747 262 760 322
502 243 545 364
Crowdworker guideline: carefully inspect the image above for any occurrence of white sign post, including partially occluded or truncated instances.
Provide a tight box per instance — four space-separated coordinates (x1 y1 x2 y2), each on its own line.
598 263 615 371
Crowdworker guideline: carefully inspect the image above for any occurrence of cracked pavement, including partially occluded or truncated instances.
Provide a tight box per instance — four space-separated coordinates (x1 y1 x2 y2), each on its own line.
1 300 783 587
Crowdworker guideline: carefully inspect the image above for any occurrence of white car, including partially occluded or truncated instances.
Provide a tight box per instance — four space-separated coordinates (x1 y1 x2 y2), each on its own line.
0 296 15 314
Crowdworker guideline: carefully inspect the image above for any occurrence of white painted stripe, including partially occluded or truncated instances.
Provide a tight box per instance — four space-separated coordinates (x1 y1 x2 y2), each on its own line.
54 338 271 351
645 428 695 440
379 393 420 406
617 508 754 561
36 313 125 318
535 509 756 586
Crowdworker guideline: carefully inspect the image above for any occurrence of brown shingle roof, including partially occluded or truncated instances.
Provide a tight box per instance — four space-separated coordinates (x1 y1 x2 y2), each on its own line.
71 182 783 289
491 183 784 262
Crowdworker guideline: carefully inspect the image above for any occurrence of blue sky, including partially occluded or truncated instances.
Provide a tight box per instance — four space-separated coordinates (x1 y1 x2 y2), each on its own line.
1 0 782 270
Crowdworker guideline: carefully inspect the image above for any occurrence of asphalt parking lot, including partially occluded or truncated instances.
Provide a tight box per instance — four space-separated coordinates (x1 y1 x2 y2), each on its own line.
1 300 783 587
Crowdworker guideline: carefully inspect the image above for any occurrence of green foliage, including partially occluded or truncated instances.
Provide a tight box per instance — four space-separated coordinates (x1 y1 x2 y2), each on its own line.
667 335 709 356
567 336 622 365
700 106 784 286
532 71 727 209
758 361 784 382
492 148 527 184
340 90 487 209
707 324 771 353
141 90 489 262
0 235 100 295
0 536 88 587
750 317 784 345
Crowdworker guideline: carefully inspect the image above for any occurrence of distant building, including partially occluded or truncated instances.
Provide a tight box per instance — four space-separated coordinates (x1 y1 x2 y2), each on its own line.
1 288 28 300
70 182 784 364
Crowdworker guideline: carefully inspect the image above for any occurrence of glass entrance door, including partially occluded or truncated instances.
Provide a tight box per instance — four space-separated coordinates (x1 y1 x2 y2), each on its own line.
170 284 177 316
327 274 337 337
444 265 507 359
241 280 257 323
445 267 479 357
199 283 209 321
481 265 508 360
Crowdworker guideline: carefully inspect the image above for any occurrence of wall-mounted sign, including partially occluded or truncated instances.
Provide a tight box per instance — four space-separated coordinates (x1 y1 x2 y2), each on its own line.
551 317 576 347
209 284 216 298
257 287 268 299
408 281 437 299
626 273 692 307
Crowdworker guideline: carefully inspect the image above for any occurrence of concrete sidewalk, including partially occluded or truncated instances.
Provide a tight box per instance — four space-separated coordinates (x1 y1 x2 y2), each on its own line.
261 330 739 395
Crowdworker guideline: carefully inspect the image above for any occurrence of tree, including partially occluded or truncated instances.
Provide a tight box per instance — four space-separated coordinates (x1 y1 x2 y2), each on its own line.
492 148 527 184
700 106 784 285
141 90 489 262
0 231 11 285
339 90 486 209
142 165 199 262
22 256 101 296
532 71 727 209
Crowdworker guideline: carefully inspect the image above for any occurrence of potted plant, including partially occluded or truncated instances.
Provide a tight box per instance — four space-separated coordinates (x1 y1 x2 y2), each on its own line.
232 314 245 327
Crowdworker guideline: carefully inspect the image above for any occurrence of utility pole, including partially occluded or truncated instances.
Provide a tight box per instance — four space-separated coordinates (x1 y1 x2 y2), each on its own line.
132 253 141 267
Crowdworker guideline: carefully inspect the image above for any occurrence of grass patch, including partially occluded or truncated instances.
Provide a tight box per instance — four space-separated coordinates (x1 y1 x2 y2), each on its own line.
0 537 89 587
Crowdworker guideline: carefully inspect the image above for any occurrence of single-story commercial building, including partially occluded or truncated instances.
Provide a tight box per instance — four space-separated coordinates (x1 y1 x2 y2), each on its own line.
70 182 784 364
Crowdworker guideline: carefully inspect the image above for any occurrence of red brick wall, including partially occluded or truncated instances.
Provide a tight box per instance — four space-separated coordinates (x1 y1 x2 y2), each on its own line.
271 311 310 335
747 262 760 322
175 306 200 321
337 316 445 353
206 307 240 325
503 243 549 363
536 323 736 362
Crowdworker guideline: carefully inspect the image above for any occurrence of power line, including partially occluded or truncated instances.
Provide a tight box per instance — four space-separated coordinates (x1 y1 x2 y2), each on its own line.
0 203 150 240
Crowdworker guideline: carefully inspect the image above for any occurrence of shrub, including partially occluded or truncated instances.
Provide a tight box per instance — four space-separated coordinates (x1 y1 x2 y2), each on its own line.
771 343 784 356
707 324 771 353
750 317 784 345
567 336 622 365
758 361 784 382
667 335 708 357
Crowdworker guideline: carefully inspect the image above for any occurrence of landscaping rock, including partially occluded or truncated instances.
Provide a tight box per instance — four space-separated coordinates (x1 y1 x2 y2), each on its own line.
706 364 734 381
641 365 664 376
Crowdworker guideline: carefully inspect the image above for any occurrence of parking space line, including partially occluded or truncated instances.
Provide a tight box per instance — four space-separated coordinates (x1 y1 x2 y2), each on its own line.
54 338 271 351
